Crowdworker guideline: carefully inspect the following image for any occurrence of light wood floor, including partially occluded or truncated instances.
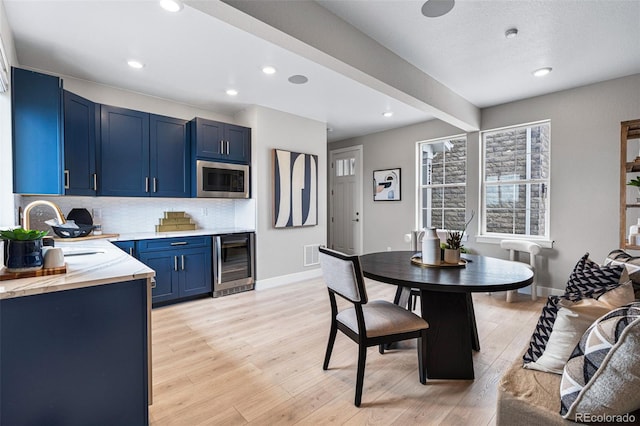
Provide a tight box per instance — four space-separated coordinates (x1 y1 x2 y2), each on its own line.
149 278 544 425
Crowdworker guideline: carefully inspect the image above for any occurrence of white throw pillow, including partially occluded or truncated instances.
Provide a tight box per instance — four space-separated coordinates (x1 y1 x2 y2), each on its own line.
523 282 635 374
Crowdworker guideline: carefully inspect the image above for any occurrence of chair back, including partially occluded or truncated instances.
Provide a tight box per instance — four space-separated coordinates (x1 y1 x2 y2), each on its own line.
319 247 368 304
500 239 541 267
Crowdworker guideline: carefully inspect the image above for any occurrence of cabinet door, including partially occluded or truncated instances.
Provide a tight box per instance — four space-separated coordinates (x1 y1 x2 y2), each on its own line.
112 240 135 257
150 114 190 197
11 67 63 195
138 250 179 304
177 247 212 298
192 118 224 159
224 124 251 164
63 91 97 196
99 105 149 196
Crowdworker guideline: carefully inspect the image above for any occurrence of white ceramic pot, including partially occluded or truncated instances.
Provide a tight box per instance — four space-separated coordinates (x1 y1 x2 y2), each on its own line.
421 227 441 265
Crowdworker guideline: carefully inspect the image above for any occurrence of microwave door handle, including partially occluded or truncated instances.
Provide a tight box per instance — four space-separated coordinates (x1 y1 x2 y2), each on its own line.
216 236 222 284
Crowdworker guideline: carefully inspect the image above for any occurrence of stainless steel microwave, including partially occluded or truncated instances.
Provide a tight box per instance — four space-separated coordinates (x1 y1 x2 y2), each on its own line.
196 160 249 198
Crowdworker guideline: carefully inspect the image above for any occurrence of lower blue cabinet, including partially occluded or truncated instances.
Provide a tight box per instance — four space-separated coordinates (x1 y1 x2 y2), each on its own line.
136 237 212 305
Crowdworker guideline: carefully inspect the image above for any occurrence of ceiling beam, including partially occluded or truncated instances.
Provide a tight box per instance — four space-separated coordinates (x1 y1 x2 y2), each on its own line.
187 0 480 132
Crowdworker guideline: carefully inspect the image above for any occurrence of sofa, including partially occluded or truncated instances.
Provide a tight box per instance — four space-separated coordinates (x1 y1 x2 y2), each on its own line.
496 250 640 425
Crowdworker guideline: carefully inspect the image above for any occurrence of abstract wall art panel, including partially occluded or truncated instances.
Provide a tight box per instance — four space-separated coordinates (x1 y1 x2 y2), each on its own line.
373 168 401 201
273 149 318 228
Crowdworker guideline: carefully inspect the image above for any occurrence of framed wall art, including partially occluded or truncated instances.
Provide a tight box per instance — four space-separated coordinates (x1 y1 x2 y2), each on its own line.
373 168 401 201
273 149 318 228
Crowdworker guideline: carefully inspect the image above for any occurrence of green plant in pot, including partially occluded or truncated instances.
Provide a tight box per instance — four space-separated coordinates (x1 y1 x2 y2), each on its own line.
628 177 640 202
443 211 474 264
1 228 49 272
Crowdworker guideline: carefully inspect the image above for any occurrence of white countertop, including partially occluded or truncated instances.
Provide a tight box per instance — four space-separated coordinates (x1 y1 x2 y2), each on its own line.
110 228 254 241
0 239 155 300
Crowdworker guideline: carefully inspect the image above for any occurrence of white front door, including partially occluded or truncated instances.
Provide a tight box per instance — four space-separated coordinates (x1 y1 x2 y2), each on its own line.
329 146 363 255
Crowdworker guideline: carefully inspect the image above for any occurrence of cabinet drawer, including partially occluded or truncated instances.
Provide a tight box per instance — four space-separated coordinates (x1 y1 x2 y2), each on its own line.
137 236 211 252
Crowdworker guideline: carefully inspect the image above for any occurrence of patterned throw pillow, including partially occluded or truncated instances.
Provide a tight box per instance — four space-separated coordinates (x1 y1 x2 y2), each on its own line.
605 249 640 299
523 253 624 365
560 302 640 420
563 262 624 302
523 295 561 363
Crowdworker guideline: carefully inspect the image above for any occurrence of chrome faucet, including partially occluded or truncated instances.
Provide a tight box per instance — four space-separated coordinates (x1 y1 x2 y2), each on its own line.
22 200 66 230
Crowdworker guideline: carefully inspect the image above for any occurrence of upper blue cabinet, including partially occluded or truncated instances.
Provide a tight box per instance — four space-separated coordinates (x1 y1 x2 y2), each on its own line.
12 68 64 195
191 118 250 164
63 90 97 196
99 105 189 197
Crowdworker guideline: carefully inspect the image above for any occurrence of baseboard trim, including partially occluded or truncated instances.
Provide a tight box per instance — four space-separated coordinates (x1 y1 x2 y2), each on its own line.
255 268 323 291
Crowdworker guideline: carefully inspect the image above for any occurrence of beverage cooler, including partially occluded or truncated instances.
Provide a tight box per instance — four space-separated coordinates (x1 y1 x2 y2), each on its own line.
212 232 255 297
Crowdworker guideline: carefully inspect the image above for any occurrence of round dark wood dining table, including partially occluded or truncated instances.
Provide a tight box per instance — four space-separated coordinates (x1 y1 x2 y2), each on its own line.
358 251 534 380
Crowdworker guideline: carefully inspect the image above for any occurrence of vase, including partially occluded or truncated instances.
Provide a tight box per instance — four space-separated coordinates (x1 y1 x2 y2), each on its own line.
443 248 461 264
630 218 640 244
5 239 44 272
420 227 441 265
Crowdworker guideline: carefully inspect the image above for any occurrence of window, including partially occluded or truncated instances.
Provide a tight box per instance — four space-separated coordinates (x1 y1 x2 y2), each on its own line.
419 136 467 230
481 121 550 239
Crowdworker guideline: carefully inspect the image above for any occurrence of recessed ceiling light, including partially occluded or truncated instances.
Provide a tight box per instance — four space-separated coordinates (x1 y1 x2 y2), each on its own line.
421 0 455 18
505 28 518 39
262 66 276 75
127 60 144 69
160 0 183 12
226 89 238 96
533 67 552 77
383 111 394 118
288 75 309 84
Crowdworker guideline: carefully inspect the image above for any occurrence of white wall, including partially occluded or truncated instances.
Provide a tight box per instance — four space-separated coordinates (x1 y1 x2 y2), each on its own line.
330 74 640 291
239 105 327 283
0 0 17 227
330 119 462 252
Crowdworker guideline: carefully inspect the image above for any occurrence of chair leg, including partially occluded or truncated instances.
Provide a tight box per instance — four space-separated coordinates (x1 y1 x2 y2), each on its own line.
354 344 367 407
531 280 537 301
378 344 384 354
506 290 515 303
417 331 427 384
323 322 338 370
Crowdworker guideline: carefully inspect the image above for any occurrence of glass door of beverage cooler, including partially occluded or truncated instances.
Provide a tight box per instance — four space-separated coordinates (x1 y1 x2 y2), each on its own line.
214 233 255 292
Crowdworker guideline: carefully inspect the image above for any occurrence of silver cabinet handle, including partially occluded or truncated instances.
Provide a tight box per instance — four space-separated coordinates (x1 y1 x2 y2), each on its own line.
170 241 188 246
174 255 178 271
151 278 156 289
128 247 133 256
64 170 69 189
145 177 149 193
93 173 98 191
220 140 224 155
181 254 185 271
153 177 157 193
215 236 222 284
226 140 229 155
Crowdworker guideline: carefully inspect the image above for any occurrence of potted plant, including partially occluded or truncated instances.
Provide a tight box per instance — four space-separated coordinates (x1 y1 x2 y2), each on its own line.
1 228 49 272
443 211 474 264
628 177 640 202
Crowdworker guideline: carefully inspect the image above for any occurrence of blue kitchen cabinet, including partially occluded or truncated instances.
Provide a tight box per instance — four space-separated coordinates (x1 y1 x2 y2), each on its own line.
99 105 150 196
150 114 190 197
99 106 189 197
64 90 97 196
11 67 64 195
137 236 212 305
191 117 250 164
0 279 149 425
112 240 136 256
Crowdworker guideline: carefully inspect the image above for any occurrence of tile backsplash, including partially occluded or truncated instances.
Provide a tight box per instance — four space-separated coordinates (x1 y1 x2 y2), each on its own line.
20 196 256 234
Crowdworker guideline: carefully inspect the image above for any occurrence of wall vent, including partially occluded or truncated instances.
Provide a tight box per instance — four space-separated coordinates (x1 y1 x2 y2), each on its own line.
304 244 320 266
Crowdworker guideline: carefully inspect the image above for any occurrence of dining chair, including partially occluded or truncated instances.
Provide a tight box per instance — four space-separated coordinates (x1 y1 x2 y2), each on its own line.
319 247 429 407
500 239 541 302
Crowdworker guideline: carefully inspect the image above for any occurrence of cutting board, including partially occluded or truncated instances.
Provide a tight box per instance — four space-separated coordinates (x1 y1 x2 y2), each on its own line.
0 264 67 281
52 233 119 242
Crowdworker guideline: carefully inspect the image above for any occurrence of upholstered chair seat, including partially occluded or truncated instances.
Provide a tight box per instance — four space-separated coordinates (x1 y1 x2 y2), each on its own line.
336 300 428 338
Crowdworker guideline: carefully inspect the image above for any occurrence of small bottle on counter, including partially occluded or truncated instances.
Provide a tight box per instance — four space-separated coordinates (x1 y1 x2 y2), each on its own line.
92 208 103 236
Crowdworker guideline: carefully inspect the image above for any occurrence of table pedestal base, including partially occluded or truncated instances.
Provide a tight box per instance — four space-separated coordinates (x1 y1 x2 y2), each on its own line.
395 287 479 380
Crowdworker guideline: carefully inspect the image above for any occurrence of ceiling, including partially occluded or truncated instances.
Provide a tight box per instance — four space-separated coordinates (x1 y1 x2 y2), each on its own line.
3 0 640 143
